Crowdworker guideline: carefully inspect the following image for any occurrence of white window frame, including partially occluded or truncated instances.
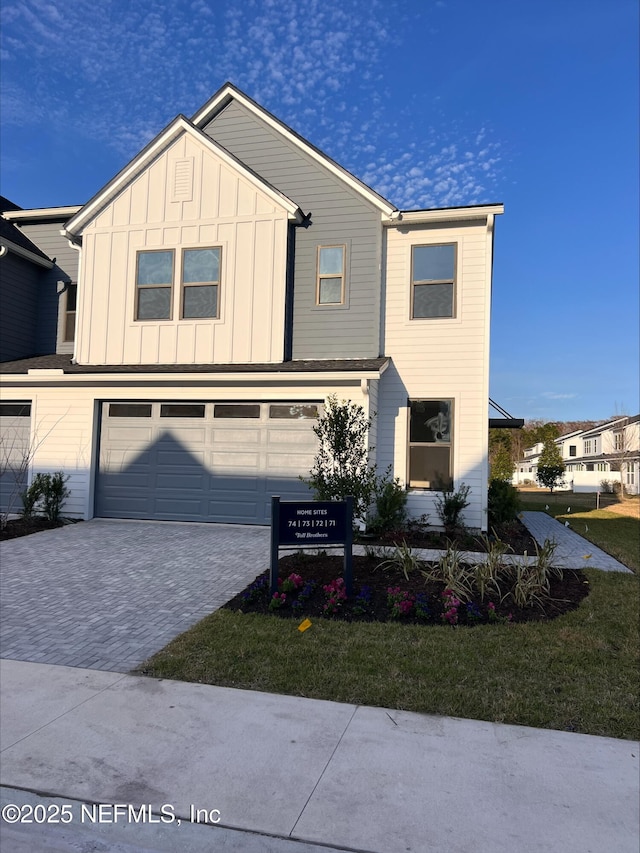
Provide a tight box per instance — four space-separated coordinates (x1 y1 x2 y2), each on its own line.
180 246 222 320
410 243 457 320
135 249 175 321
316 245 346 306
407 399 454 490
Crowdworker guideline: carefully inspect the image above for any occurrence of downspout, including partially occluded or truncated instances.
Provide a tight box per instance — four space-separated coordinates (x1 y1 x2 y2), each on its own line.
283 211 312 362
283 222 296 362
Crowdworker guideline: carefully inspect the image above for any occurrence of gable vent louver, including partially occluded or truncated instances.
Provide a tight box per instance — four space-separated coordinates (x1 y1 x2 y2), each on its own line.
172 157 194 202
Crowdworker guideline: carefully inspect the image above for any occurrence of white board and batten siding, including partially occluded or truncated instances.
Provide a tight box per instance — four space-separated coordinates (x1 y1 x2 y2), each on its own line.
379 219 494 530
75 132 290 367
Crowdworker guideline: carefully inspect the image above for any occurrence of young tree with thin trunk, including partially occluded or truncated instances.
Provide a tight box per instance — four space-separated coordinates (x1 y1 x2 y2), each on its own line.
537 437 565 493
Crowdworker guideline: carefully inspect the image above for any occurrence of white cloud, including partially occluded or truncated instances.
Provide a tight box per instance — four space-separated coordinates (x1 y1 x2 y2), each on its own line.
541 393 579 400
1 0 503 208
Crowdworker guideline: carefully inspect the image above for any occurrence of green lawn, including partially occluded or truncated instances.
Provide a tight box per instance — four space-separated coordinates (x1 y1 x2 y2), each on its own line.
140 569 639 741
517 491 639 572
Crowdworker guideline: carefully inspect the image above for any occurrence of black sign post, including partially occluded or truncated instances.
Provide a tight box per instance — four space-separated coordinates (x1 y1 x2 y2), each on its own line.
270 496 354 596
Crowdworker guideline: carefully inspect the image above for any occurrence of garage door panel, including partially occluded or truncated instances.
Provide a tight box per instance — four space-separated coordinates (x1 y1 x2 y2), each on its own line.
208 474 260 493
156 449 205 467
211 452 261 469
267 428 316 447
104 426 153 443
154 498 206 516
156 472 207 489
208 500 260 523
267 452 316 471
96 401 318 524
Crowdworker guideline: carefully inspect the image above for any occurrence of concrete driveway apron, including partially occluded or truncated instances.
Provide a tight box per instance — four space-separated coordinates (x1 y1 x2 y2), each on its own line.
0 519 269 672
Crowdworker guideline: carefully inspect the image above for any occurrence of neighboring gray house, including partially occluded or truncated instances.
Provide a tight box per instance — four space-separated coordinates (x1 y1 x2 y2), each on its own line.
0 83 504 529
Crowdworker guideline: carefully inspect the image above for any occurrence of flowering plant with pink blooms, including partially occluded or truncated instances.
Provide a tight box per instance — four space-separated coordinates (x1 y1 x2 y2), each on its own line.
441 588 461 626
269 591 287 610
387 586 415 619
280 573 304 593
322 578 347 614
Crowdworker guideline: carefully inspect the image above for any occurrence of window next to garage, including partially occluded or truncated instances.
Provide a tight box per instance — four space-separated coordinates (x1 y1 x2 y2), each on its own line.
411 243 456 319
408 399 453 490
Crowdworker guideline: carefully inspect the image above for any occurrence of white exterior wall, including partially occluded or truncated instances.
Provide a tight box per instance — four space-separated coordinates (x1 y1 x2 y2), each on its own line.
75 133 290 366
378 218 493 531
1 378 373 520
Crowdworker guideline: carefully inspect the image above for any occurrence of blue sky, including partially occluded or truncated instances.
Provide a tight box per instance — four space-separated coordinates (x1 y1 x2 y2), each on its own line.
1 0 637 423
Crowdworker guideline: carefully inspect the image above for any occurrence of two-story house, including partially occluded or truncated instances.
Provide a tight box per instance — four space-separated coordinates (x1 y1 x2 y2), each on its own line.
514 418 639 495
0 83 504 530
562 417 639 494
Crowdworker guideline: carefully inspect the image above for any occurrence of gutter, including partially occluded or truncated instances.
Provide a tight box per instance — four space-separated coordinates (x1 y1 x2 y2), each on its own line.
0 238 54 268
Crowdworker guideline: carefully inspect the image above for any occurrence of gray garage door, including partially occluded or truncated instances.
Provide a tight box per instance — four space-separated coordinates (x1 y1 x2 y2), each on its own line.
0 402 32 514
95 401 321 524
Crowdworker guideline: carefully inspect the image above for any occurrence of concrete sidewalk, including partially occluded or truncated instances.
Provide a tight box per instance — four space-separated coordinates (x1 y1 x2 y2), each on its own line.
1 660 638 853
519 511 632 572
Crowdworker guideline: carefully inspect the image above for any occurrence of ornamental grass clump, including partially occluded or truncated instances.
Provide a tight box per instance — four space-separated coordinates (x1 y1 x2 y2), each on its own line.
472 535 511 602
376 540 422 581
422 544 474 603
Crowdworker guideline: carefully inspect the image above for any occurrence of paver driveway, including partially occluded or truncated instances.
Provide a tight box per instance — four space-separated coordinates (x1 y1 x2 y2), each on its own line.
0 519 270 672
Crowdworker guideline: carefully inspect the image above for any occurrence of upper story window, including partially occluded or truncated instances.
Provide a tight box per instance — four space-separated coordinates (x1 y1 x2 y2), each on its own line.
569 445 576 457
136 250 174 320
182 248 221 319
63 284 77 342
584 439 594 455
135 248 222 321
408 399 453 490
411 243 456 319
613 431 623 451
316 245 345 305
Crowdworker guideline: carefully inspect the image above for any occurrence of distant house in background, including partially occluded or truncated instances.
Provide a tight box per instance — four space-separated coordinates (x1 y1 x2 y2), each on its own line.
514 416 640 495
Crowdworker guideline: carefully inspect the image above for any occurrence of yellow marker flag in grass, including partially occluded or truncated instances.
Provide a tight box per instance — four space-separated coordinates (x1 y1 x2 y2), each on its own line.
298 618 312 633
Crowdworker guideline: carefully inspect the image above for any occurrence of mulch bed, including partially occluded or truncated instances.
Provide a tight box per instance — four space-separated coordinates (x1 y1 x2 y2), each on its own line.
224 553 590 626
0 517 65 541
362 518 538 555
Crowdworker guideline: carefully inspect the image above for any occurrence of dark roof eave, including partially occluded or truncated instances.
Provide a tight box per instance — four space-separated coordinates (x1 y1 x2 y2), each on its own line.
0 354 390 377
489 418 524 429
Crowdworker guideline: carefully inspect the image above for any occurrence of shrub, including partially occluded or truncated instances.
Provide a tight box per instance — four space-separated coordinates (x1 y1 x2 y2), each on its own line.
21 472 70 522
488 479 520 526
370 469 407 534
301 395 378 525
434 482 471 533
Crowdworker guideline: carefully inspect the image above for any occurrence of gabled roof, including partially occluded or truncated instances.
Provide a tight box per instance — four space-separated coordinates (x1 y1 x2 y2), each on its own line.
192 82 397 218
0 198 54 268
580 415 639 438
63 115 304 238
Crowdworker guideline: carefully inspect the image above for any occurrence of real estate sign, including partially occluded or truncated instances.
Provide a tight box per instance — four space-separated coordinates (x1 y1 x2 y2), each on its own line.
270 496 353 595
